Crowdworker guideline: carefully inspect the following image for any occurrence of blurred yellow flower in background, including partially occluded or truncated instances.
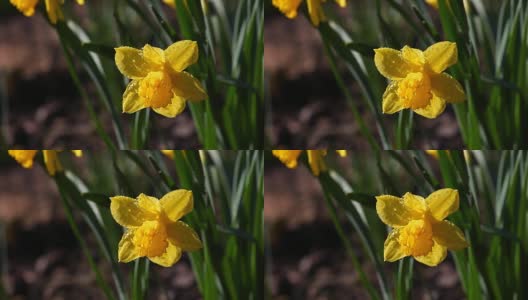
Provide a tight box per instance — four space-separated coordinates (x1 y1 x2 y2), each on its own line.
374 41 465 119
110 190 203 267
8 150 82 176
425 150 441 159
426 150 470 161
163 0 176 7
163 0 208 13
10 0 39 16
8 150 38 168
272 0 302 19
272 150 347 176
376 189 468 266
10 0 84 24
426 0 469 12
161 150 201 161
272 0 347 26
161 150 175 159
272 150 302 168
115 41 207 118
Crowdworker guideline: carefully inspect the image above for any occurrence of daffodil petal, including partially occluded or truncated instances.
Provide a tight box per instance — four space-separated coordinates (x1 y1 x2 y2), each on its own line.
374 48 415 80
115 47 157 80
433 220 469 250
160 190 193 222
426 188 459 221
413 95 446 119
402 192 426 217
375 195 412 227
431 73 465 103
137 193 161 215
171 71 207 102
148 241 182 267
153 95 186 118
164 40 199 73
401 46 425 67
142 44 165 67
414 240 447 266
118 230 141 263
272 150 302 168
110 196 156 228
122 80 147 114
424 41 458 73
382 82 405 114
384 229 407 262
167 221 203 251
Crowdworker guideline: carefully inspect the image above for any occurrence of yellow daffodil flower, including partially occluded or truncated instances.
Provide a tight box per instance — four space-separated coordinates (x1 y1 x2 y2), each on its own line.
374 41 465 119
114 41 207 118
8 150 82 176
272 150 347 176
110 190 203 267
272 0 346 26
376 189 469 266
10 0 84 24
426 150 470 161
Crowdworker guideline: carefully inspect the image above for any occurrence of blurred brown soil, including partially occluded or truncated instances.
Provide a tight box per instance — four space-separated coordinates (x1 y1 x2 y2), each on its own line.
0 13 200 149
265 13 464 149
265 162 466 299
0 163 200 299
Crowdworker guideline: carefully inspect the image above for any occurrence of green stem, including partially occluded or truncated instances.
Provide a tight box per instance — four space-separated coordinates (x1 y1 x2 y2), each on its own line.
56 179 117 300
320 182 382 300
58 32 117 152
321 35 381 152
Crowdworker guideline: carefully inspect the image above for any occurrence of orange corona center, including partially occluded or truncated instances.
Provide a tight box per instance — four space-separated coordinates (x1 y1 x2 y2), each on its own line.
398 219 434 257
133 220 168 257
397 72 432 109
138 71 173 109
